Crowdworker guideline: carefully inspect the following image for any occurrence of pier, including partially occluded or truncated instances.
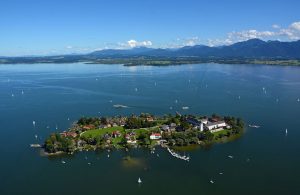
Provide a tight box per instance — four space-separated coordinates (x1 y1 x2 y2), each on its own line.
166 147 190 161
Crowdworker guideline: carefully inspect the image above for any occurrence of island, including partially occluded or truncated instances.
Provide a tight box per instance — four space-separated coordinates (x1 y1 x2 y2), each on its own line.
43 113 244 155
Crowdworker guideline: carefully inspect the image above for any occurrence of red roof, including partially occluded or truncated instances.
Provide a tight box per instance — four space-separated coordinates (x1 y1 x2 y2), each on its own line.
151 133 161 136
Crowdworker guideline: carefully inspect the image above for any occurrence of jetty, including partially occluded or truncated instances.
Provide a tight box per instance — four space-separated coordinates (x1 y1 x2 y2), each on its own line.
166 147 190 161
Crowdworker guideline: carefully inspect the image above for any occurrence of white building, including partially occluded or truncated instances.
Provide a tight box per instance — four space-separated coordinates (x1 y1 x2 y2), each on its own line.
200 118 208 124
205 121 227 131
150 133 162 140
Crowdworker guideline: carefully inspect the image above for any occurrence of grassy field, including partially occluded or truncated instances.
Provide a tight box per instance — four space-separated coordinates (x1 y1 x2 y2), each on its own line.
212 129 228 137
81 126 125 138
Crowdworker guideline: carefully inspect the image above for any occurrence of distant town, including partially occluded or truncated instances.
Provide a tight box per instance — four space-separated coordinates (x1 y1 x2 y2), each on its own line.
43 113 244 155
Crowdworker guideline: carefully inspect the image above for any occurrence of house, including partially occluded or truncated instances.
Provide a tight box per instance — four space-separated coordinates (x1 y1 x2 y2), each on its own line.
99 124 107 129
205 121 227 131
146 117 154 122
169 123 177 131
161 125 170 131
60 131 77 138
82 125 95 131
175 126 184 132
66 131 77 138
150 133 162 140
112 131 121 138
127 140 137 144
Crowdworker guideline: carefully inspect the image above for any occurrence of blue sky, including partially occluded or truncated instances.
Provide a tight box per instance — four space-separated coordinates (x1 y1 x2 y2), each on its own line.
0 0 300 56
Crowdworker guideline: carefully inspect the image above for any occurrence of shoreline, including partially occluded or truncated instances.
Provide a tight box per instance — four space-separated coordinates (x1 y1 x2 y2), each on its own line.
42 113 245 157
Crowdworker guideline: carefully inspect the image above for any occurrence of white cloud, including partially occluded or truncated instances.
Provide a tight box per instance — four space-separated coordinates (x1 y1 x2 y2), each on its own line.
207 21 300 46
272 24 281 29
227 30 276 42
290 22 300 31
183 37 200 46
126 40 152 48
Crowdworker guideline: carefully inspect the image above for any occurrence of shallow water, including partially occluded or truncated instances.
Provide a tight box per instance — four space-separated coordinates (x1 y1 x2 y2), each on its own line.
0 63 299 194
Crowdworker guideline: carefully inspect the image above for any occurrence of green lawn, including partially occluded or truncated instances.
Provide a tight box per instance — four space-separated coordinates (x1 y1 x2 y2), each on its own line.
212 129 227 137
81 126 125 138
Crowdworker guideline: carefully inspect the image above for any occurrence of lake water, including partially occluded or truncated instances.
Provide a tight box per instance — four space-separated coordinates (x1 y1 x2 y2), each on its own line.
0 63 299 195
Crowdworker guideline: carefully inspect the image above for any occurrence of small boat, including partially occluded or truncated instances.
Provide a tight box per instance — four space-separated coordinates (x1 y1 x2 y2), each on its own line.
138 177 142 184
113 104 128 109
182 106 189 110
11 93 14 97
61 160 66 164
21 90 24 95
175 99 178 103
30 144 41 148
219 172 223 175
228 155 233 159
34 134 38 139
107 154 110 158
285 128 288 135
135 88 138 92
248 124 260 128
297 98 300 102
32 121 36 126
210 180 214 184
88 162 91 165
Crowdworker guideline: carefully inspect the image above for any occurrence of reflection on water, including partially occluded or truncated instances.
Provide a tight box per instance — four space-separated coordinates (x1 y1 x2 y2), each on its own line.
121 156 147 170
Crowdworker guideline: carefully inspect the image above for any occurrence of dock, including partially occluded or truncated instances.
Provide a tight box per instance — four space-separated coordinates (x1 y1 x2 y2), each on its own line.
166 147 190 161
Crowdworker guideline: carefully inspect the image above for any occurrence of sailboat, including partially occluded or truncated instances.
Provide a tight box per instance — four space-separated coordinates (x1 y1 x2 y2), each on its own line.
138 177 142 184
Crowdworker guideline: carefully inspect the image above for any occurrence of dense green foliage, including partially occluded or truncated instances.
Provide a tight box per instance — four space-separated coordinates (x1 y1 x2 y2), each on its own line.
44 133 75 153
124 116 157 129
77 117 101 126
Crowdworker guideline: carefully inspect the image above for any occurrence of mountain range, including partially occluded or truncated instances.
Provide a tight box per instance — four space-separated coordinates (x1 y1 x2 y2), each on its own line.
89 39 300 59
1 39 300 65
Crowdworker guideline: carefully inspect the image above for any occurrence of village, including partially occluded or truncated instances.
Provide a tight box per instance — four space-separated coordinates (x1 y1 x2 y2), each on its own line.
44 113 244 155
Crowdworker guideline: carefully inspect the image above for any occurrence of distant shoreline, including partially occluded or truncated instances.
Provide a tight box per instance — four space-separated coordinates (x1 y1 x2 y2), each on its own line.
1 58 300 66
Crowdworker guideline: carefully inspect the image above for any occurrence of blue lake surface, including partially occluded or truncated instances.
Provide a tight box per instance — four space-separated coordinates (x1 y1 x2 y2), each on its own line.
0 63 299 194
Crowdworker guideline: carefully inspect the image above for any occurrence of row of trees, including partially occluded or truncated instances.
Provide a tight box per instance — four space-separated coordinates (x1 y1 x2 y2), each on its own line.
162 129 214 146
124 116 157 129
77 117 101 126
